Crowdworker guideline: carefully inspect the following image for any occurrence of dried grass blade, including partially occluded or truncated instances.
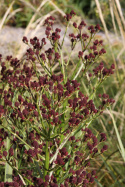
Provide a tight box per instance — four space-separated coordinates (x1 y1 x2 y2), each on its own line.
115 0 125 30
109 0 118 39
0 0 15 32
113 0 125 47
107 108 125 162
49 1 65 16
6 8 23 23
24 0 50 36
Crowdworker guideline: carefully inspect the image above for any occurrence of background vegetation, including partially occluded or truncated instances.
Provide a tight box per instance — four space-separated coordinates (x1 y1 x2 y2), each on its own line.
0 0 125 186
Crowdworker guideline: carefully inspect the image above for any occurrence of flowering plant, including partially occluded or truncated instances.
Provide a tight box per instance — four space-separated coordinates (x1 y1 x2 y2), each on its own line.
0 10 115 187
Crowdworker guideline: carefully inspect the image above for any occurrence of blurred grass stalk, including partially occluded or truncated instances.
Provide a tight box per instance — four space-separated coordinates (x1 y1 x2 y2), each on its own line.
94 0 125 184
107 108 125 162
109 0 118 39
115 0 125 30
112 0 125 76
94 0 125 155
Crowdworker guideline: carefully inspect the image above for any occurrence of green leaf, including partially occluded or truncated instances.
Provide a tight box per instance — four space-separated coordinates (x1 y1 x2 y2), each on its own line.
4 138 13 182
44 141 49 178
95 179 103 187
35 161 43 178
18 146 25 169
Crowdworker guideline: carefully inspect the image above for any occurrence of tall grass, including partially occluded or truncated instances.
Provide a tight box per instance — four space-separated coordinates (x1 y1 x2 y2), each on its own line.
93 0 125 185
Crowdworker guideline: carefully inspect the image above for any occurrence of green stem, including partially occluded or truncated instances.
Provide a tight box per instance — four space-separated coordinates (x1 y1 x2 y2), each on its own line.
35 92 45 129
71 59 81 80
73 61 84 80
60 50 66 83
89 77 106 100
36 103 45 130
44 141 49 178
61 23 69 49
66 51 72 66
80 33 84 51
37 55 51 76
30 58 39 79
83 33 94 52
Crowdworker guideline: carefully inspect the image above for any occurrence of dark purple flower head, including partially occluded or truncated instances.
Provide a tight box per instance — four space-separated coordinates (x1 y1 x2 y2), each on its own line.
101 145 108 153
71 136 75 140
100 133 107 142
87 142 93 150
32 141 39 149
90 176 94 183
37 178 43 185
9 147 14 156
73 22 77 28
53 117 59 124
60 147 68 156
22 36 28 43
111 63 115 69
76 170 81 175
93 148 98 154
92 170 96 176
64 13 72 21
34 111 38 117
18 95 23 103
70 10 76 16
77 177 82 183
3 151 7 157
95 24 101 30
45 175 49 181
55 155 65 165
22 109 29 116
80 20 86 26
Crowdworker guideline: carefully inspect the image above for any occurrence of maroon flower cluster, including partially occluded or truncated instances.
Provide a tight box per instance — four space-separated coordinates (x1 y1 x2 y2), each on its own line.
44 16 61 46
64 10 76 21
68 22 104 65
0 117 108 187
93 62 115 78
0 65 112 186
88 24 101 34
0 10 115 187
21 11 106 78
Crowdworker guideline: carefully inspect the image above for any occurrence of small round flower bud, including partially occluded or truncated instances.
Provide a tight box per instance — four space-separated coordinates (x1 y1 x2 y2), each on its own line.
3 151 7 157
22 36 28 43
73 22 77 28
9 147 14 156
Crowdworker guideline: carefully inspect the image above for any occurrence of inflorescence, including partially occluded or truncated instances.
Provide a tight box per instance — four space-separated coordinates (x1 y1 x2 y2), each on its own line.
0 10 115 187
